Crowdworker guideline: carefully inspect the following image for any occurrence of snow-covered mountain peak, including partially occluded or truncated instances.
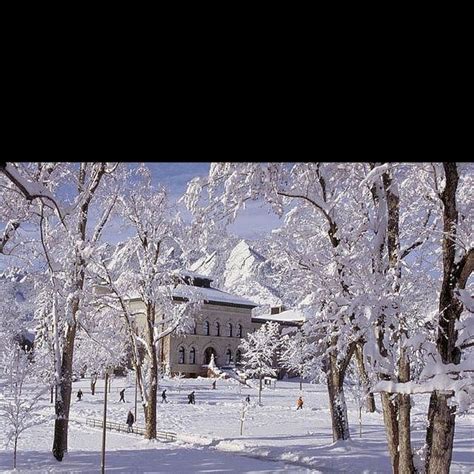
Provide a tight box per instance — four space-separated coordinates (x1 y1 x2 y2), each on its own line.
190 238 283 308
225 240 265 287
189 250 219 278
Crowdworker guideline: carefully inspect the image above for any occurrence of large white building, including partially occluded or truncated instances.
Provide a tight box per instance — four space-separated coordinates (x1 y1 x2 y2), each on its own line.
128 271 304 378
129 272 258 377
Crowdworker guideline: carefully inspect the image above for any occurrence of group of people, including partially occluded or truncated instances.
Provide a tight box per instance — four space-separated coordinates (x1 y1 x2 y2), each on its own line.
79 379 221 405
76 388 127 403
162 389 197 404
78 386 302 408
77 382 305 435
78 387 302 408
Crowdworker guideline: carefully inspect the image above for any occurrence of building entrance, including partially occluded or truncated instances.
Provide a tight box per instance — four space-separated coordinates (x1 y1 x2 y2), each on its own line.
204 347 217 365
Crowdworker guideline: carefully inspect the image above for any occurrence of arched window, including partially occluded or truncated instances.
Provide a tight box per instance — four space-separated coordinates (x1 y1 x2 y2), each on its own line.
236 350 242 364
237 324 243 338
215 321 220 336
204 321 210 336
189 347 196 364
228 323 233 337
178 347 185 364
226 349 232 365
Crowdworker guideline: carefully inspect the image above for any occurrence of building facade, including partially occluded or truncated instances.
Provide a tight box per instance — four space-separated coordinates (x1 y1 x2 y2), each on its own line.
128 272 261 378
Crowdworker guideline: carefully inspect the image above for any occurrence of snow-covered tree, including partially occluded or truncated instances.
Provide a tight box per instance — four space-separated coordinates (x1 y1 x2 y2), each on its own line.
185 162 372 440
423 163 473 473
0 162 123 461
183 161 473 463
92 171 202 439
359 162 473 473
0 340 50 469
0 164 36 259
279 330 314 390
72 300 130 383
240 321 280 404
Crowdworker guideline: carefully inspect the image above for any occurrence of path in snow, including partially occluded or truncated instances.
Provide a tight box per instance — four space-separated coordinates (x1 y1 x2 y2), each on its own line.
0 423 312 473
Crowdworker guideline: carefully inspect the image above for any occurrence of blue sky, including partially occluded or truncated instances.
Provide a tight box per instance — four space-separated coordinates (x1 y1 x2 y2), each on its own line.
144 162 282 240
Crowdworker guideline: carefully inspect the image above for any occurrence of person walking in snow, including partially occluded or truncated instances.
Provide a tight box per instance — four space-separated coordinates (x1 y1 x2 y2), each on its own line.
77 389 83 401
119 388 126 403
126 410 135 432
162 389 168 403
245 395 250 404
188 391 195 404
212 380 216 390
296 396 304 410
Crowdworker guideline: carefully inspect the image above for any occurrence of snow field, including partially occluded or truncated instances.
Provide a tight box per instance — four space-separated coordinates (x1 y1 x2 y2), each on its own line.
1 376 472 473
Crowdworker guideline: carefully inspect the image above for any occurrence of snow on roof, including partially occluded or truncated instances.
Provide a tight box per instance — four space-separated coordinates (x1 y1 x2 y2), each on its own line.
252 309 305 324
125 284 258 308
180 270 213 282
173 284 257 307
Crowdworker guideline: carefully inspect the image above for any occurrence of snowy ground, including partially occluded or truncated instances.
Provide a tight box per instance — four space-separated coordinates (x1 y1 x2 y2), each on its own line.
1 376 473 473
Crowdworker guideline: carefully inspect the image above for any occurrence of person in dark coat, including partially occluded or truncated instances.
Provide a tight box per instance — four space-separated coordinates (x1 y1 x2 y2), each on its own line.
162 389 168 403
119 388 126 403
212 380 216 390
77 389 83 401
188 391 195 404
126 410 134 432
245 394 250 404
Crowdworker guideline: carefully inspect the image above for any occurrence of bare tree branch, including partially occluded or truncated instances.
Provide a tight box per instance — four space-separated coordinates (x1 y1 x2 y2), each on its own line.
0 220 19 254
0 163 66 226
276 191 340 247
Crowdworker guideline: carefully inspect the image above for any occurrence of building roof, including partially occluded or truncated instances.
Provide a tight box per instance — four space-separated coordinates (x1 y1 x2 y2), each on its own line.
252 309 305 325
172 284 258 309
127 284 258 309
179 270 214 282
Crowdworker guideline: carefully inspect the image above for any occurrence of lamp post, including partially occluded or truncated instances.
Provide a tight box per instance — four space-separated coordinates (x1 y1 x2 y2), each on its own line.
101 367 114 474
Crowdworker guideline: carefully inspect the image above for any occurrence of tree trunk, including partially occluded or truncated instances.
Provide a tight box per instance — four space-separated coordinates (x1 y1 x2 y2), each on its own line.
380 167 414 473
14 436 17 469
259 376 262 405
425 391 456 474
299 379 302 391
398 347 414 474
52 322 76 461
326 355 350 441
381 390 399 473
144 303 158 440
366 390 375 413
425 163 467 474
354 343 375 413
144 359 158 439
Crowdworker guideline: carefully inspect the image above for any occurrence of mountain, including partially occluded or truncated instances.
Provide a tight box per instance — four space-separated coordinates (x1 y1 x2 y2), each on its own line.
190 239 284 310
0 267 36 342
